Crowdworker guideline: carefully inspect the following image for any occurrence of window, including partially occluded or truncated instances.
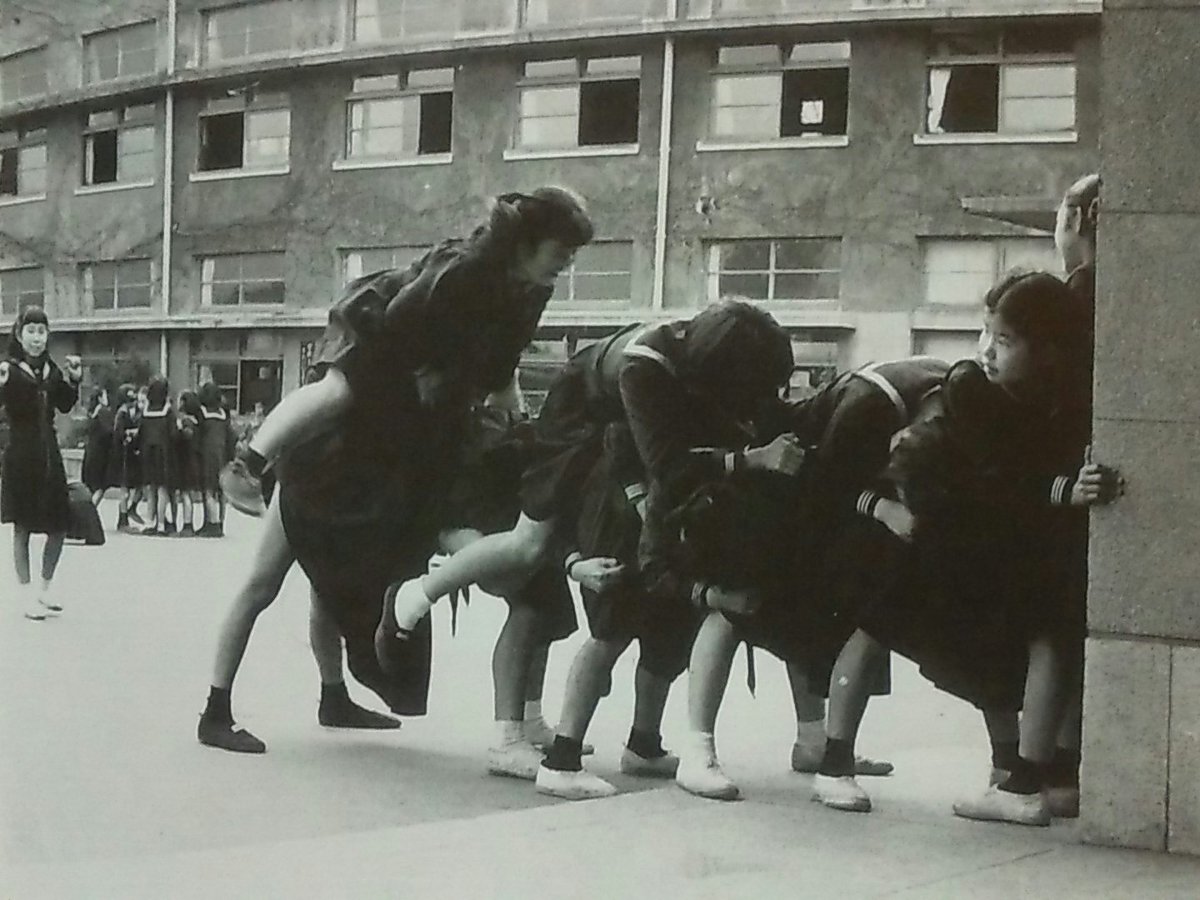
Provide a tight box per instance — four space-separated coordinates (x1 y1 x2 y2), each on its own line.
203 0 341 64
0 267 44 316
193 361 240 410
921 237 1059 306
0 48 48 104
201 253 285 306
0 127 47 198
706 238 841 302
345 70 453 161
352 0 513 42
524 0 655 28
198 89 290 172
84 260 154 310
83 105 156 186
342 246 427 282
83 21 158 83
708 42 849 142
552 241 634 302
517 56 640 151
926 30 1076 135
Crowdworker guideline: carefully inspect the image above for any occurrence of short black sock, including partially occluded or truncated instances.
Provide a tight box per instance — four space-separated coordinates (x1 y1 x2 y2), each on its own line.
990 740 1020 774
240 447 268 478
627 727 665 759
543 735 583 772
319 681 350 707
819 738 855 777
203 686 233 724
999 756 1043 795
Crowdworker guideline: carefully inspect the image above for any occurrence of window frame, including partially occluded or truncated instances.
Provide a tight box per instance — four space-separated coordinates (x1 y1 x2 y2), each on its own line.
82 104 157 187
201 0 344 66
513 55 642 154
0 266 46 317
550 240 635 304
923 31 1077 139
705 237 843 305
340 245 428 284
197 88 291 174
702 41 851 149
342 69 454 165
199 252 287 307
82 259 156 312
0 47 49 105
0 125 48 200
919 236 1060 308
82 21 159 85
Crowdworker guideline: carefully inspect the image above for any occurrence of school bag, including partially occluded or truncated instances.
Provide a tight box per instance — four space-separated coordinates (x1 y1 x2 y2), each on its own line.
66 480 105 546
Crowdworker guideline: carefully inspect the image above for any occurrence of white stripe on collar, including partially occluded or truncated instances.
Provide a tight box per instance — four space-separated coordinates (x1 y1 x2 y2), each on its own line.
201 408 227 421
16 360 50 381
622 344 678 378
142 405 171 418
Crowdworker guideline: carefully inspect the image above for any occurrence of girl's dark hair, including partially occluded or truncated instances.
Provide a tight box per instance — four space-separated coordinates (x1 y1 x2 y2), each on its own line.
179 389 203 418
198 381 223 410
472 186 594 263
1062 173 1101 237
7 305 50 360
118 382 137 405
681 299 794 413
984 270 1091 361
87 385 108 413
146 374 169 409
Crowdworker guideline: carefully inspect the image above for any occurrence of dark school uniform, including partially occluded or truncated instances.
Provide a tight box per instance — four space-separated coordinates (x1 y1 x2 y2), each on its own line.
108 403 142 489
138 404 176 487
0 356 79 534
174 412 201 493
82 404 115 493
863 359 1091 712
197 407 234 492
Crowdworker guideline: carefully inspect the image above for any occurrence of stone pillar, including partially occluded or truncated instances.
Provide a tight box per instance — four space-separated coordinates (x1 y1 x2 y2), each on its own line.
1081 0 1200 855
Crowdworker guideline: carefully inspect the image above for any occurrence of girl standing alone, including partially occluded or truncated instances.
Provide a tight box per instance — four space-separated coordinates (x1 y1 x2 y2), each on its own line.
0 307 83 620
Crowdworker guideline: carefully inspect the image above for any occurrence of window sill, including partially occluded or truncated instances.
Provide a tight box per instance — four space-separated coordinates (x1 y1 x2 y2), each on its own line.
89 307 156 315
0 193 47 208
333 154 452 171
696 135 848 152
188 167 290 183
913 132 1078 146
911 307 985 331
503 144 639 161
74 180 157 196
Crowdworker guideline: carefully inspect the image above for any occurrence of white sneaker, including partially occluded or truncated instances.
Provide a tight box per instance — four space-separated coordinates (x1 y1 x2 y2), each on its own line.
21 584 46 621
676 742 740 801
812 773 872 813
38 582 62 617
953 785 1051 826
790 741 894 777
523 718 594 756
535 764 618 800
619 747 679 778
389 577 435 633
486 741 544 781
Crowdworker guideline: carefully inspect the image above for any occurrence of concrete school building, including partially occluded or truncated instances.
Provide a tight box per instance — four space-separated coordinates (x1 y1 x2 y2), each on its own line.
6 0 1199 860
0 0 1097 410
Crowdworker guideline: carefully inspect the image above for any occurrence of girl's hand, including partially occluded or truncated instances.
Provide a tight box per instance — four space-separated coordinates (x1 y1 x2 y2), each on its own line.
0 361 8 386
1070 463 1124 507
705 584 761 616
63 355 83 382
568 557 625 593
744 433 805 476
875 497 917 542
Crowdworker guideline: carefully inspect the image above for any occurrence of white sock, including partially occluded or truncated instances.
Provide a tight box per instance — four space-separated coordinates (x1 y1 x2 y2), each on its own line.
796 719 826 747
495 720 525 746
683 730 716 761
524 700 543 722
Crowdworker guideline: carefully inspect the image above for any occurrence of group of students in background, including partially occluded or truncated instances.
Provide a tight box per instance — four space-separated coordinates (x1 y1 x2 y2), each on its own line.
190 174 1120 833
80 377 236 537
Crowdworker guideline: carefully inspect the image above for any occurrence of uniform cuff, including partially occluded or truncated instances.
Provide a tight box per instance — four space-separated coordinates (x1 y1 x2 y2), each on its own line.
1051 476 1074 506
856 490 883 517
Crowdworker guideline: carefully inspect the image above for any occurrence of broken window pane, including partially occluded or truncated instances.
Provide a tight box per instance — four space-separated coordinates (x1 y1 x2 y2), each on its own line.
578 79 639 145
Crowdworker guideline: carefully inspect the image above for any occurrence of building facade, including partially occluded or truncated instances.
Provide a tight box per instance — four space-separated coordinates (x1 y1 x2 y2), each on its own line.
0 0 1099 410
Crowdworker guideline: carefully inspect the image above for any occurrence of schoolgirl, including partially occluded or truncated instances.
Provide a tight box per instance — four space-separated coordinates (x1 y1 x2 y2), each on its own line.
0 306 84 619
174 390 203 536
219 186 593 517
197 382 234 537
109 383 142 532
82 385 115 506
863 271 1119 826
137 375 176 536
